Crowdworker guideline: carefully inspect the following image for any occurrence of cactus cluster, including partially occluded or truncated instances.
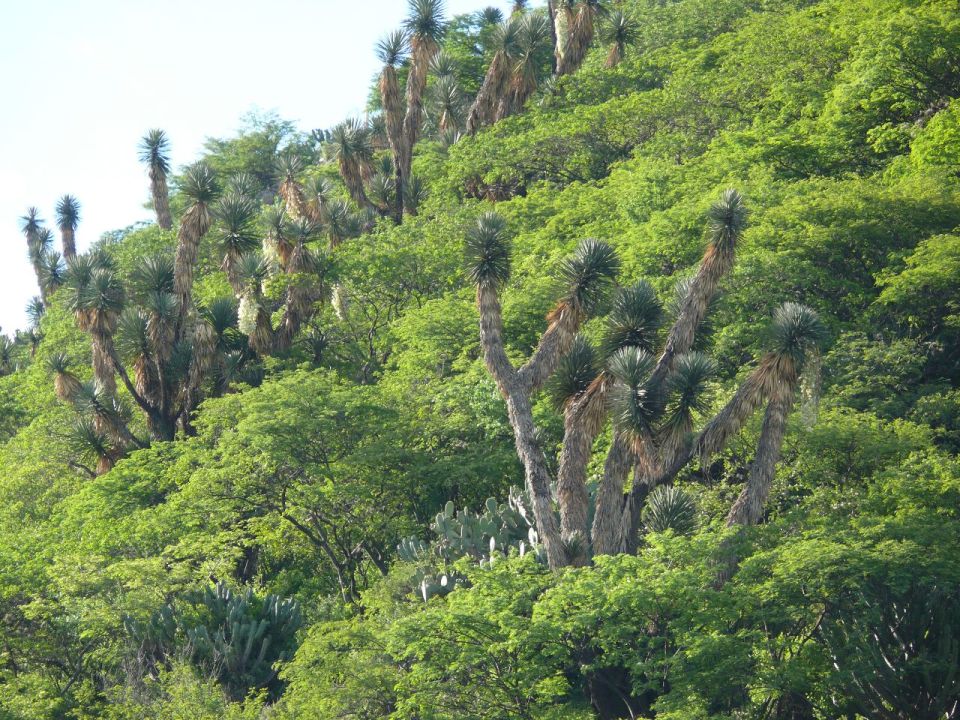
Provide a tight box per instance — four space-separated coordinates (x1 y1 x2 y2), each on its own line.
398 487 544 600
125 581 303 700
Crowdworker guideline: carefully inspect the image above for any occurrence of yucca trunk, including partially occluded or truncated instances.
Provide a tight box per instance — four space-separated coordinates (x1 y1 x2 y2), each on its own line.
179 321 216 431
556 380 607 565
558 2 595 75
91 333 117 395
150 167 173 230
275 244 321 353
605 41 623 69
649 237 736 391
280 179 306 219
53 371 82 403
518 300 582 391
466 51 511 134
726 360 798 527
476 285 566 567
339 157 370 208
61 228 77 260
497 59 537 122
553 2 573 73
380 65 406 220
591 432 633 556
173 203 212 337
222 250 246 296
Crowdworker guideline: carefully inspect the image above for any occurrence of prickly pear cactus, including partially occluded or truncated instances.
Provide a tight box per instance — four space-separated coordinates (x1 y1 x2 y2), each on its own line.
398 487 547 601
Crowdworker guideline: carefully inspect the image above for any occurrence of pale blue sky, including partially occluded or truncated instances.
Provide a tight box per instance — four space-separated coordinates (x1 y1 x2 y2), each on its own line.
0 0 512 334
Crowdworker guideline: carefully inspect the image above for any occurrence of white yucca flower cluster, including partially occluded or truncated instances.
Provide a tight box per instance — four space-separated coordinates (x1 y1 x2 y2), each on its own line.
238 293 259 335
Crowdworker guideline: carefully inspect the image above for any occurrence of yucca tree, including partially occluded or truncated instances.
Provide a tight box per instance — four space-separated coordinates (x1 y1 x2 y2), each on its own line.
497 11 551 121
139 129 173 229
68 416 117 476
376 29 409 220
512 0 529 15
213 192 259 295
325 199 364 249
276 154 306 218
55 195 81 260
469 191 827 568
466 212 619 568
20 207 46 286
173 162 219 338
466 16 524 133
400 0 446 213
599 9 637 68
46 353 82 402
329 120 374 208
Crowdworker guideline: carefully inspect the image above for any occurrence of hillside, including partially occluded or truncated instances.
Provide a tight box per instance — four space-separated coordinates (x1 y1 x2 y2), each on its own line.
1 0 959 718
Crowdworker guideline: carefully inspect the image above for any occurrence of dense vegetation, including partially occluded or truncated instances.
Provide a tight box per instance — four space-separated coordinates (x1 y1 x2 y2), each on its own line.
2 0 959 717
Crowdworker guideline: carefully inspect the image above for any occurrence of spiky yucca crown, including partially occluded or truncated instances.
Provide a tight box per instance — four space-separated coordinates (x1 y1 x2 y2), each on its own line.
769 301 825 368
465 211 511 289
599 9 639 45
376 29 409 66
707 188 747 251
549 334 599 409
429 50 458 78
138 129 171 173
130 254 175 296
557 238 620 314
603 279 663 356
55 195 81 231
404 0 447 42
642 485 697 535
200 297 240 336
180 162 219 204
20 207 44 237
493 14 525 56
609 346 660 436
26 297 45 327
480 6 503 26
214 192 259 254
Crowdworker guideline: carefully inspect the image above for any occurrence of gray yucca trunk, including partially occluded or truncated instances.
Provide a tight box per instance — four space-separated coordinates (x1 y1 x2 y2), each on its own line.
726 390 794 527
150 167 173 230
591 432 632 556
61 229 77 260
92 334 117 395
556 402 595 565
477 285 566 567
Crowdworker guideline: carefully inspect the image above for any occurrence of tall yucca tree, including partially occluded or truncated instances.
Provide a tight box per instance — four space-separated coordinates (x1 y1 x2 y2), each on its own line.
466 211 619 568
599 9 637 68
173 162 218 338
430 75 466 134
304 176 335 225
37 249 65 303
55 195 81 260
20 207 46 286
557 0 603 75
139 129 173 229
551 0 576 72
400 0 446 213
466 16 524 133
329 120 374 208
376 29 409 220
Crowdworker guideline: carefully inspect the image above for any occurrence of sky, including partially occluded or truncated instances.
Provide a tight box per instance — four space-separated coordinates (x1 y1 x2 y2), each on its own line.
0 0 513 334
